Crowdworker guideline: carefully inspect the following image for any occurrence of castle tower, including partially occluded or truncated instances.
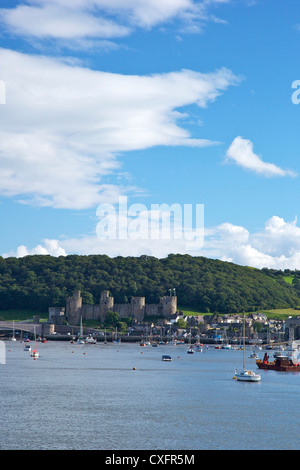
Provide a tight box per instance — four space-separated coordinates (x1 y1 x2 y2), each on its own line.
160 294 177 318
66 290 82 325
99 290 114 322
131 297 145 322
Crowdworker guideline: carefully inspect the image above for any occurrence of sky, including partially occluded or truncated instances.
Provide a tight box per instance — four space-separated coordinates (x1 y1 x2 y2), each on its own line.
1 0 300 269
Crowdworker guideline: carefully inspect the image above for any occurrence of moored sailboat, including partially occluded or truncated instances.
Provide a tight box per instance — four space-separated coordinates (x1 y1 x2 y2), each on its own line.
30 326 39 358
234 313 261 382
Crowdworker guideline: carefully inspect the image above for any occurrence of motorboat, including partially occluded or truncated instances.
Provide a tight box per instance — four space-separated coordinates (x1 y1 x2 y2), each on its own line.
162 355 172 361
234 369 261 382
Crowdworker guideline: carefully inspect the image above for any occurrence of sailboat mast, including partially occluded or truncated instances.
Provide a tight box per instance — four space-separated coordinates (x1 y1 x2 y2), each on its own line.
243 312 245 370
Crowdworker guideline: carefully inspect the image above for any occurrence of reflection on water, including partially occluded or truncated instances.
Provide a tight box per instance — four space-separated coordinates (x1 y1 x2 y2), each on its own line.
1 341 299 450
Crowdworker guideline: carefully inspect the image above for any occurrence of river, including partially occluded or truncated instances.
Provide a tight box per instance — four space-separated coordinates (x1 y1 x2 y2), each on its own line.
0 340 299 450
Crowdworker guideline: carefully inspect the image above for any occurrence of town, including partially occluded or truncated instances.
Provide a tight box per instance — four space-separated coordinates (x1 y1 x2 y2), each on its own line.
1 289 300 346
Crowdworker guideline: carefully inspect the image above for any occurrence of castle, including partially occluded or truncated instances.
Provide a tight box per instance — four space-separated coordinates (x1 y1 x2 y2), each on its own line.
49 290 177 325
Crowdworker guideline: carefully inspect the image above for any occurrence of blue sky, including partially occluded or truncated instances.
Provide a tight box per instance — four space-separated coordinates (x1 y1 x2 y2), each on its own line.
1 0 300 269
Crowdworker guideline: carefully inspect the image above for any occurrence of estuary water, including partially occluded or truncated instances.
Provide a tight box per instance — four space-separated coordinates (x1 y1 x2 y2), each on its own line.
0 340 299 450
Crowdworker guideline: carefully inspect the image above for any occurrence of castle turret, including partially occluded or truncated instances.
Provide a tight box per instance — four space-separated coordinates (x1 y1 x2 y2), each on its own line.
99 290 114 322
160 294 177 318
131 297 145 322
66 290 82 324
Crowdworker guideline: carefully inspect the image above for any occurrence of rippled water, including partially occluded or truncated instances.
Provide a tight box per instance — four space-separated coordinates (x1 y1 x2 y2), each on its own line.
1 340 299 450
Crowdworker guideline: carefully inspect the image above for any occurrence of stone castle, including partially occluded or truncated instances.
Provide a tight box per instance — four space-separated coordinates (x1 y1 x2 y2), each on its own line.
49 290 177 325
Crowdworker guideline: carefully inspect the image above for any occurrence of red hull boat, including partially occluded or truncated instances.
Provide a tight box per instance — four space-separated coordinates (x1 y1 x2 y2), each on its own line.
256 352 300 372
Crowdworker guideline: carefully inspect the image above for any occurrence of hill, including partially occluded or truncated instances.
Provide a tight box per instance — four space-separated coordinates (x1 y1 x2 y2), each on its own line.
0 254 299 314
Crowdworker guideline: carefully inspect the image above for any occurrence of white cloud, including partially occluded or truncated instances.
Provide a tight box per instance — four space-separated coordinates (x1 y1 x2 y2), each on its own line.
204 216 300 269
7 214 300 270
226 136 297 177
0 0 230 45
0 3 130 40
0 48 239 209
4 239 67 258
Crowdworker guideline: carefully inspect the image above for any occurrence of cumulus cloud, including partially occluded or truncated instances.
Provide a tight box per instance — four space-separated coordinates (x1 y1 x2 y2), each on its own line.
0 48 239 209
226 136 297 177
204 216 300 269
4 239 67 258
7 214 300 270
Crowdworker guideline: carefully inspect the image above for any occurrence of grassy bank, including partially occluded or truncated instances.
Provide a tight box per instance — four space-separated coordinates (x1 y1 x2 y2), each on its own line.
0 309 48 322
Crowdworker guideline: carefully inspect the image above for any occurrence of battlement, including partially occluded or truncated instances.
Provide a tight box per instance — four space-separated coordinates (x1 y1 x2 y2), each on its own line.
61 289 178 325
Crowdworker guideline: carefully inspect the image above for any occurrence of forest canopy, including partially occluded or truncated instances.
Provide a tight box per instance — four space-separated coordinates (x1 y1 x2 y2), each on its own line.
0 254 299 314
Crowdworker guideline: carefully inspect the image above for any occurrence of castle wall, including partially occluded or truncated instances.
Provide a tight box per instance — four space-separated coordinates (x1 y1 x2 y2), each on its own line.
114 303 132 318
64 291 177 325
145 304 162 318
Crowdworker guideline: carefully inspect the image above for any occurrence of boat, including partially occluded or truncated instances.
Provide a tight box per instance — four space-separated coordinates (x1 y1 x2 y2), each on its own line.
162 355 172 361
221 343 231 349
113 327 121 343
24 343 31 352
85 335 96 344
30 326 39 358
248 351 259 359
234 313 261 382
234 369 261 382
256 351 300 372
187 328 195 354
77 316 85 344
10 320 16 341
30 348 39 358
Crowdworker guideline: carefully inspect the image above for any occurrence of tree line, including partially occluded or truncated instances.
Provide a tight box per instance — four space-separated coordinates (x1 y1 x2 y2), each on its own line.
0 254 299 313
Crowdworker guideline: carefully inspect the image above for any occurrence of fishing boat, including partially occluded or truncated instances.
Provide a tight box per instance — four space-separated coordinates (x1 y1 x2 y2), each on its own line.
256 351 300 372
234 313 261 382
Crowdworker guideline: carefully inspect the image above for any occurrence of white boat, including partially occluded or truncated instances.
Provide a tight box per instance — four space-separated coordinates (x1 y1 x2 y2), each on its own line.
24 343 31 352
10 320 16 341
249 351 259 359
187 328 194 354
221 343 231 349
234 313 261 382
77 316 85 343
30 326 39 358
234 369 261 382
187 346 194 354
30 349 39 358
85 335 96 344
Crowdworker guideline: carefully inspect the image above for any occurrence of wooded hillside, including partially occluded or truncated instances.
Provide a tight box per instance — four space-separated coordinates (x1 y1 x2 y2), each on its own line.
0 254 299 313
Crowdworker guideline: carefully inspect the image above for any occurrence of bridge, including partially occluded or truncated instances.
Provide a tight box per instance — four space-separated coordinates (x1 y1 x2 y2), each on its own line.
0 321 43 337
